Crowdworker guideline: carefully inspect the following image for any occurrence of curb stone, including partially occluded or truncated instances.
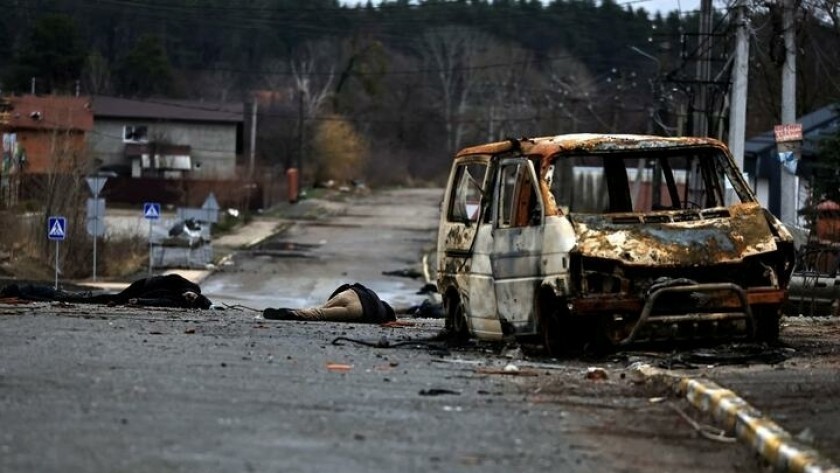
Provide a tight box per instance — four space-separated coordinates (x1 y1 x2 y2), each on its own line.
630 363 840 473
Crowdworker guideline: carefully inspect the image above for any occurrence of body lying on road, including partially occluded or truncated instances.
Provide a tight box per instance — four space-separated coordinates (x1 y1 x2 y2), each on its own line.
263 283 395 323
0 274 212 309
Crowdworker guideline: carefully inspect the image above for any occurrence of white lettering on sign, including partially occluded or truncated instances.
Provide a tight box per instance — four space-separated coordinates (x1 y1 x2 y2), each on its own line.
774 124 803 143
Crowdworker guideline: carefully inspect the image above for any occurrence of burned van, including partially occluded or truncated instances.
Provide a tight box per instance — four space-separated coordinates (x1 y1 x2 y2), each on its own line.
436 134 795 354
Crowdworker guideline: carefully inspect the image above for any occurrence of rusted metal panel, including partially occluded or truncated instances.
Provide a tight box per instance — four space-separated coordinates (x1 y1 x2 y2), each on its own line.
571 297 643 314
570 288 785 314
745 288 788 305
572 203 778 267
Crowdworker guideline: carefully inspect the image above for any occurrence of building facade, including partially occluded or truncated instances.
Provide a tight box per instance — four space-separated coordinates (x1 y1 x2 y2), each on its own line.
89 96 244 180
0 95 93 207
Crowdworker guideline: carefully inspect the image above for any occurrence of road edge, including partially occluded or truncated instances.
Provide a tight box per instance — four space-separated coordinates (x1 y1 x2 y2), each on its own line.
631 363 840 473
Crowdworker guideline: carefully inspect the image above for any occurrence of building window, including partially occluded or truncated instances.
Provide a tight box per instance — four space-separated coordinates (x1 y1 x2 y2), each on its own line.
123 125 148 143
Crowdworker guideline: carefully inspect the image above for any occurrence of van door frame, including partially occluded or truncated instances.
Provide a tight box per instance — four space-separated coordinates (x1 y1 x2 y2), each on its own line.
437 156 504 340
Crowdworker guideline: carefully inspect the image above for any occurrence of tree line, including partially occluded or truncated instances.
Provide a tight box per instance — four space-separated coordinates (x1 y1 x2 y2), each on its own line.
1 0 839 185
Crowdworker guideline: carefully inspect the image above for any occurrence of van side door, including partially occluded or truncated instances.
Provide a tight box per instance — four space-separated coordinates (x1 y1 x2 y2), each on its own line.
437 157 505 339
490 157 545 335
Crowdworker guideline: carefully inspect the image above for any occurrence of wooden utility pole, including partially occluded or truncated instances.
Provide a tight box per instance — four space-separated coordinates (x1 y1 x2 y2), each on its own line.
780 0 799 226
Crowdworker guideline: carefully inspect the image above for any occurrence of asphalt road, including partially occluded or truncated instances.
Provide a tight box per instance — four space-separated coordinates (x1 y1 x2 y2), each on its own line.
202 188 443 312
1 187 837 472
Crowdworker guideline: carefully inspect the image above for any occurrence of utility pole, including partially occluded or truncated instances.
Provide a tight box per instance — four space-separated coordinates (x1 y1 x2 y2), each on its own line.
728 0 749 174
248 99 257 179
780 0 799 227
297 90 304 176
694 0 714 137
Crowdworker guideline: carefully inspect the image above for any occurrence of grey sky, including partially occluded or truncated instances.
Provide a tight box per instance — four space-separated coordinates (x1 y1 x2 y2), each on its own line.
339 0 702 17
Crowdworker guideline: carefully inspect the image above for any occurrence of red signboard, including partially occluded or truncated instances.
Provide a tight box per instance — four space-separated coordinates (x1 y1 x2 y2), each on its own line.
774 123 803 143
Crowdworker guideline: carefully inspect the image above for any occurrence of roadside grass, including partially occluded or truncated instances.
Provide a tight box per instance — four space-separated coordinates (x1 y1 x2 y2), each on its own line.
0 210 148 281
1 183 376 282
99 236 148 278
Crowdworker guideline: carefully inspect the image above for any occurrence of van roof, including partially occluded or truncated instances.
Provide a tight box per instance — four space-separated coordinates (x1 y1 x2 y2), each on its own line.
455 133 728 159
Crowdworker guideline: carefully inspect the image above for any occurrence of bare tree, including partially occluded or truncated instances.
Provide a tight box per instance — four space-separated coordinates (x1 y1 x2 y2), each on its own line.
746 0 840 132
419 26 493 154
475 41 539 141
198 66 238 102
262 58 289 94
82 52 112 96
290 40 338 119
541 48 600 134
798 1 840 97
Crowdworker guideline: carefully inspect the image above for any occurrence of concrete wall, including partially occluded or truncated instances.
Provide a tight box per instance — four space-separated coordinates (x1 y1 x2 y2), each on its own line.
89 119 239 179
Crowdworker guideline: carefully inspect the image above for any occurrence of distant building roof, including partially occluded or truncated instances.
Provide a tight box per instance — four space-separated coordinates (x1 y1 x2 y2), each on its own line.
1 95 93 132
91 95 244 124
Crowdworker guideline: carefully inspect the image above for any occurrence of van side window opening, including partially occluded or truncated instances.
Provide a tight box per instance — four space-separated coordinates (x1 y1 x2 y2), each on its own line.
549 150 740 214
497 162 539 228
447 162 487 223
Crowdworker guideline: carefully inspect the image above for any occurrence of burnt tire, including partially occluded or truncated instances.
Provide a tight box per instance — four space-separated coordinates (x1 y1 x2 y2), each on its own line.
538 293 583 357
444 296 470 344
753 308 781 343
539 308 564 357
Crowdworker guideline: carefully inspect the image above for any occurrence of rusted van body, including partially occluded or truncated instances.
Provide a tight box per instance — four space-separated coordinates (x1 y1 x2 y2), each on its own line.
436 134 795 353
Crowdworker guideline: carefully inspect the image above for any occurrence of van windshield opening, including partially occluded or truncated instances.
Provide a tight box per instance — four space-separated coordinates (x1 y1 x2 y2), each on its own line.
547 149 745 214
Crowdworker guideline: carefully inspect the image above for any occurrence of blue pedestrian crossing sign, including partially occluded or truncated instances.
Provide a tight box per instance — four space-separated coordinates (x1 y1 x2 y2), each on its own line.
47 216 67 241
143 202 161 220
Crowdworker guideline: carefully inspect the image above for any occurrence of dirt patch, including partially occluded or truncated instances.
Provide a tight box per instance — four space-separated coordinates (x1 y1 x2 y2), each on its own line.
780 315 840 364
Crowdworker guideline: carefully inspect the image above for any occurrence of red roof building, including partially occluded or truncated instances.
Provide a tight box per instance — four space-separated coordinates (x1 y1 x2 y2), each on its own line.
1 95 93 174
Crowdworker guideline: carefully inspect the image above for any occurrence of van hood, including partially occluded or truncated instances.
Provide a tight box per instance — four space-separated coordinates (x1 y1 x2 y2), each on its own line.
570 203 780 266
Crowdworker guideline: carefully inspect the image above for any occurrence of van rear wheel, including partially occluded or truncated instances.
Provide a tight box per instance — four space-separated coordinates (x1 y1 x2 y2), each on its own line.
539 308 564 357
538 294 582 357
444 296 470 343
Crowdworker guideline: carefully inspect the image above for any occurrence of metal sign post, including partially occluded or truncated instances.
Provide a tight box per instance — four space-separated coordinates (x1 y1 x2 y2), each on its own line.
201 193 220 240
86 197 106 281
86 176 108 281
143 202 161 275
93 218 97 280
47 216 67 289
774 123 804 227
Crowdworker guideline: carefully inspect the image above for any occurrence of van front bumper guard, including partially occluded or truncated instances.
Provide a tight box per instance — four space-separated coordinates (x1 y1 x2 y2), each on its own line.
619 282 755 346
567 283 786 345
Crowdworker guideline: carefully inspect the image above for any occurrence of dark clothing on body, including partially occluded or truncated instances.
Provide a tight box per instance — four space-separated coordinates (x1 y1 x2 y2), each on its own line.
0 274 212 309
327 283 396 323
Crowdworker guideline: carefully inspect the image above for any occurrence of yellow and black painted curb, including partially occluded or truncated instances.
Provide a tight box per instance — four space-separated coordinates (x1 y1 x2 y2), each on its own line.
631 363 840 473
